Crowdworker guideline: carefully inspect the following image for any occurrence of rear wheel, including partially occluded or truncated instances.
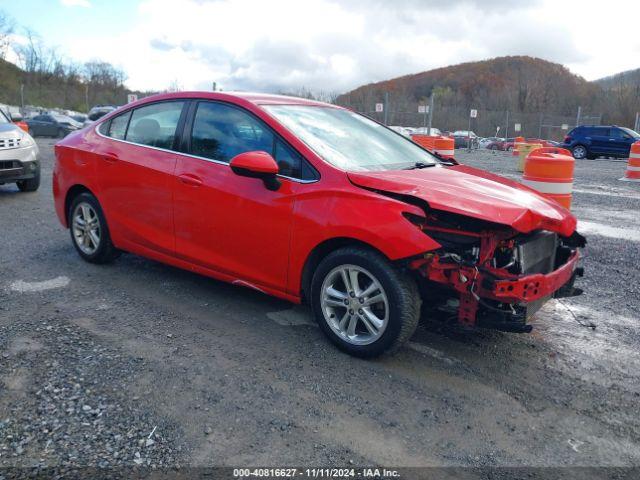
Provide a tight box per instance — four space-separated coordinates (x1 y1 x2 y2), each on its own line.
572 145 587 159
311 247 420 358
68 192 120 264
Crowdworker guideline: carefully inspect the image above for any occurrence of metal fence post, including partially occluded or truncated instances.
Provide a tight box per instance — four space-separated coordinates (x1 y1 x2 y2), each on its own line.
576 106 582 127
383 92 389 125
505 110 509 139
427 94 434 134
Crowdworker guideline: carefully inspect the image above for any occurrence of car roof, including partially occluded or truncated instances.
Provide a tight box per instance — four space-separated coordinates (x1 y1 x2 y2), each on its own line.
128 91 337 108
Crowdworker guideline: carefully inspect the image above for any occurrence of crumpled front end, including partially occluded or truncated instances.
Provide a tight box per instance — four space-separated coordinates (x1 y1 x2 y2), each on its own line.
405 209 586 332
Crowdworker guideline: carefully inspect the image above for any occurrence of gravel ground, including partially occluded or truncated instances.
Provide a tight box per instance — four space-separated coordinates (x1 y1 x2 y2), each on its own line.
0 140 639 476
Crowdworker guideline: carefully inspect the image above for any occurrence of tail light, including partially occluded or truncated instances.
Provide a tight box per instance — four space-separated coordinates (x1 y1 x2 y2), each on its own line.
563 135 571 143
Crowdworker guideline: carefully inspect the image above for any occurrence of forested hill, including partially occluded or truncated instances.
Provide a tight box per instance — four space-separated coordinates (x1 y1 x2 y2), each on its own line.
337 56 602 117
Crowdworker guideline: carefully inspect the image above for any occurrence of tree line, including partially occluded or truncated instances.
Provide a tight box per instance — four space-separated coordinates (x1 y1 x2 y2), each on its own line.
0 10 140 112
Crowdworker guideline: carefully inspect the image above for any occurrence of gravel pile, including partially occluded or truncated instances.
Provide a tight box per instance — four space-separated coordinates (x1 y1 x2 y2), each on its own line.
0 312 185 475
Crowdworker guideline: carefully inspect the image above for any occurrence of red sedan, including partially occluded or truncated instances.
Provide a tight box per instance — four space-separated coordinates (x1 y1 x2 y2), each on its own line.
53 92 585 357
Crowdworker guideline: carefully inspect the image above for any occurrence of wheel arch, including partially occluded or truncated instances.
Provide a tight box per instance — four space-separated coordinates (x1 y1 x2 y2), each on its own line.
300 237 392 304
64 184 96 227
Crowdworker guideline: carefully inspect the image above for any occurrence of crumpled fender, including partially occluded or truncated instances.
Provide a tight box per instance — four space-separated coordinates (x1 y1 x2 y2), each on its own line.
287 188 441 296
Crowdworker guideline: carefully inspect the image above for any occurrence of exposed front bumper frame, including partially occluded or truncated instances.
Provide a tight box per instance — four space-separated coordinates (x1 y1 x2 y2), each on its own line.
412 246 581 329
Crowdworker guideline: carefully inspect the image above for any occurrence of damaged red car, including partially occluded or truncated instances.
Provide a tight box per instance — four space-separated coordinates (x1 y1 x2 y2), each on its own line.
53 92 585 358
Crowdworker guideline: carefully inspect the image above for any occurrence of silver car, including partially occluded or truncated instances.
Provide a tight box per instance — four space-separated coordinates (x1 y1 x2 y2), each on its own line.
0 110 40 192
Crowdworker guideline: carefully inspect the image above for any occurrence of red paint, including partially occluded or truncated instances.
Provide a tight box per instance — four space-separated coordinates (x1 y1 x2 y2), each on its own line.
53 91 580 324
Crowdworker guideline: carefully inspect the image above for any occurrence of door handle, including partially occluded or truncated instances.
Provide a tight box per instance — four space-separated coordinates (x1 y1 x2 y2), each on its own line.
102 152 119 162
178 173 203 187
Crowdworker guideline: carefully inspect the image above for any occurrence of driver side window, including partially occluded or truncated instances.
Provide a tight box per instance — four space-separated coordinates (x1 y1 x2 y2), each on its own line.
189 101 317 181
190 102 273 163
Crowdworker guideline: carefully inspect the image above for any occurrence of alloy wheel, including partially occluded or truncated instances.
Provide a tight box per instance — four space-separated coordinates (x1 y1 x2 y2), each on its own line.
573 146 586 159
72 202 101 255
320 264 389 346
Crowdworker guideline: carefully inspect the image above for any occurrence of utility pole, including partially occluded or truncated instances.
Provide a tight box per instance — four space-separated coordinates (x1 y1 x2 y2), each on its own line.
634 112 639 132
538 112 543 139
576 106 582 127
383 91 389 125
427 94 434 134
85 84 89 112
20 84 24 113
505 110 509 139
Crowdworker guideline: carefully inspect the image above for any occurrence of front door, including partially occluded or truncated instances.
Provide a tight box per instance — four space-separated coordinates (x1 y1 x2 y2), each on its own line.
94 100 186 255
173 101 302 292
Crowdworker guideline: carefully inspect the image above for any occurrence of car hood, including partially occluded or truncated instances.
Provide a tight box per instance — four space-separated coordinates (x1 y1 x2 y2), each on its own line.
0 123 22 139
347 164 577 237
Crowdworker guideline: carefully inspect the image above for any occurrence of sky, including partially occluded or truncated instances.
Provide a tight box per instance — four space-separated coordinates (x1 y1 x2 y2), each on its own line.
3 0 640 93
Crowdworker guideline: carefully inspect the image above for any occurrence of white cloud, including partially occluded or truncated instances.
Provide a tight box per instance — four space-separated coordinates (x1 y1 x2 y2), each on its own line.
57 0 640 93
60 0 91 7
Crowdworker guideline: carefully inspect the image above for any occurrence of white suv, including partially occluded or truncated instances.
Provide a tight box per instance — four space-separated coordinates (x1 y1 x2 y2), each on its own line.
0 110 40 192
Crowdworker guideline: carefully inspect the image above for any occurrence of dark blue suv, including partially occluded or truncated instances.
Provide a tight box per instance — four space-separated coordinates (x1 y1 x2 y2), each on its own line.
560 125 639 159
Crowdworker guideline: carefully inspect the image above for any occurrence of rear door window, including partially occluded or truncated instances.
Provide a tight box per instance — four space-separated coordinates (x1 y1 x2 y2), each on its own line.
107 111 131 140
126 101 185 150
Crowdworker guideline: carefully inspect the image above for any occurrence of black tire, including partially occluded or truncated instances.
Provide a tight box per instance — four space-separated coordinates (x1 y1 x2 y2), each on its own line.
310 247 420 358
572 144 587 160
16 167 40 192
68 192 120 264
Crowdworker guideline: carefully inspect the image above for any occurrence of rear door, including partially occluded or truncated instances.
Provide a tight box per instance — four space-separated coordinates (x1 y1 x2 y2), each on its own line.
94 100 187 255
173 100 311 292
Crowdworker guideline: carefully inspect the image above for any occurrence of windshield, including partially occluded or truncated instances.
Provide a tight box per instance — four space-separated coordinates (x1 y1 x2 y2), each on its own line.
264 105 437 171
0 110 9 124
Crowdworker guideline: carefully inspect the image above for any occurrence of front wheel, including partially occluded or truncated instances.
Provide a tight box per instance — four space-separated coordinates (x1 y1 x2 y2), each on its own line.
68 192 120 264
16 167 40 192
311 247 420 358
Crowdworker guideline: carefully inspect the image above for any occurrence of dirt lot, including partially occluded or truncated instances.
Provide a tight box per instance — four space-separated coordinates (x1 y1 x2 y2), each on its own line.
1 140 639 476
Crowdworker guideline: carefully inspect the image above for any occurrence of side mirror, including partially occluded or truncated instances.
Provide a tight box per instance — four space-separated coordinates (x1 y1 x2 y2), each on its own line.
10 112 23 122
230 151 280 191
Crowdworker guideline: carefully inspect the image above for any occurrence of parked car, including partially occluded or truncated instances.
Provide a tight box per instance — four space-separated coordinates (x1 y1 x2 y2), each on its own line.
71 114 88 124
84 105 117 126
53 92 584 358
413 127 442 136
479 137 504 149
559 125 640 159
452 130 479 149
0 109 40 192
388 126 412 137
26 113 82 137
486 137 517 151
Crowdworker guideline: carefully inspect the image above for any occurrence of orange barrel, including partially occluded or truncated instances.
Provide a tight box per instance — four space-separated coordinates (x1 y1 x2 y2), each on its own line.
433 136 455 161
522 147 574 209
513 136 525 156
411 134 438 151
621 141 640 182
517 142 542 172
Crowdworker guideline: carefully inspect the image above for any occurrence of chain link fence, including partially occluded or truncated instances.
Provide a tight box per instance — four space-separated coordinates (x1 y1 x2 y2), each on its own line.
340 98 602 142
